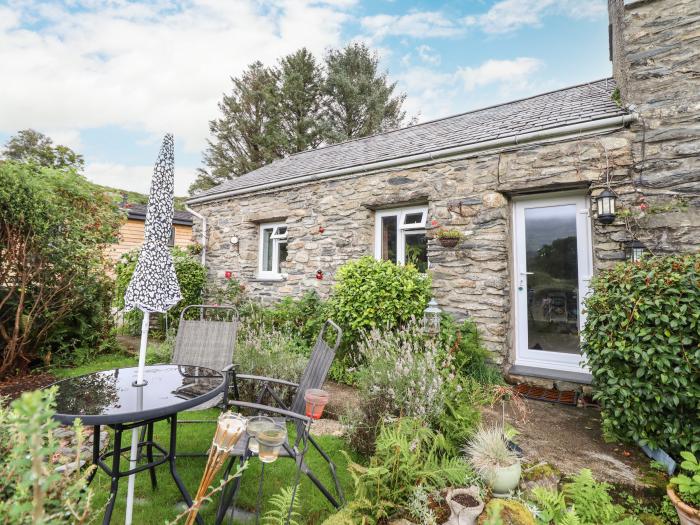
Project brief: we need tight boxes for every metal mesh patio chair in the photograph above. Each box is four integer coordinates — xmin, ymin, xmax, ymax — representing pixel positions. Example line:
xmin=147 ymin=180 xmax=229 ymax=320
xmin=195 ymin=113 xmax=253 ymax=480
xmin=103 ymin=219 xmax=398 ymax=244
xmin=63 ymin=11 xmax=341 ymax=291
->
xmin=139 ymin=305 xmax=239 ymax=459
xmin=215 ymin=320 xmax=344 ymax=521
xmin=171 ymin=304 xmax=239 ymax=408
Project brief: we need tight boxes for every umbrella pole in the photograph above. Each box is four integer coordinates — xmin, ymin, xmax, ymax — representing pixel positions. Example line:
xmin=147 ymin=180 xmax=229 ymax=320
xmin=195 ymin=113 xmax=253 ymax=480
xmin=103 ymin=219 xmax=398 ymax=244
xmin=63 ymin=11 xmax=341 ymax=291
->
xmin=125 ymin=312 xmax=150 ymax=525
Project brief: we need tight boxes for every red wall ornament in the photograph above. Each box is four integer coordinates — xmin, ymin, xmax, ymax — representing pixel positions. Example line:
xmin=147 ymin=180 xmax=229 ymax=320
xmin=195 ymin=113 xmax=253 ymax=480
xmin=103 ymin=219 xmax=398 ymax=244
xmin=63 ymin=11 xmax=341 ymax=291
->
xmin=318 ymin=226 xmax=325 ymax=234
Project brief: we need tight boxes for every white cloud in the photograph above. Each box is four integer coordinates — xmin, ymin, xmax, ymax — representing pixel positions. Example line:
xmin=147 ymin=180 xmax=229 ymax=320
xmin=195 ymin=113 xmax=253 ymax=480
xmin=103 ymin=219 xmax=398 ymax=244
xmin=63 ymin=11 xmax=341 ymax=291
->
xmin=360 ymin=11 xmax=464 ymax=41
xmin=457 ymin=57 xmax=542 ymax=91
xmin=398 ymin=57 xmax=544 ymax=122
xmin=363 ymin=1 xmax=606 ymax=41
xmin=468 ymin=0 xmax=606 ymax=34
xmin=86 ymin=161 xmax=198 ymax=196
xmin=0 ymin=0 xmax=351 ymax=156
xmin=416 ymin=44 xmax=441 ymax=66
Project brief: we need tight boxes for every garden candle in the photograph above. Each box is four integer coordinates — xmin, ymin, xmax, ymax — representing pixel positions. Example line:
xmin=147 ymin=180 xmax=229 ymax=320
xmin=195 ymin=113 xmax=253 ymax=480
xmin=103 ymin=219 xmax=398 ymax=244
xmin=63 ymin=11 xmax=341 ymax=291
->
xmin=213 ymin=413 xmax=245 ymax=452
xmin=304 ymin=389 xmax=329 ymax=419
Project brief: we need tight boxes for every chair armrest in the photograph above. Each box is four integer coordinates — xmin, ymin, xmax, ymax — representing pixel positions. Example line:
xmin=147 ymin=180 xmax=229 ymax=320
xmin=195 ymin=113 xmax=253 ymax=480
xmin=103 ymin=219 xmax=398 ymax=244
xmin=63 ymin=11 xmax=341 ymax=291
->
xmin=222 ymin=364 xmax=237 ymax=372
xmin=227 ymin=400 xmax=311 ymax=424
xmin=234 ymin=374 xmax=299 ymax=389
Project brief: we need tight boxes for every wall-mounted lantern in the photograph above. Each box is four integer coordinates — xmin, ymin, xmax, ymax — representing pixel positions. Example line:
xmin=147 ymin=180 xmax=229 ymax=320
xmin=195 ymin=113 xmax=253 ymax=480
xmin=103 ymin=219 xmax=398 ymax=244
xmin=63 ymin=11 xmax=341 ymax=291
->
xmin=625 ymin=240 xmax=647 ymax=262
xmin=422 ymin=298 xmax=442 ymax=335
xmin=596 ymin=189 xmax=617 ymax=224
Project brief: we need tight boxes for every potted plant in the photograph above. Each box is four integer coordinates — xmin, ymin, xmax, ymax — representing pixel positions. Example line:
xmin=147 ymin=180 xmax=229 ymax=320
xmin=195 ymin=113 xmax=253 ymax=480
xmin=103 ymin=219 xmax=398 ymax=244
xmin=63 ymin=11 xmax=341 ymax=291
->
xmin=445 ymin=486 xmax=484 ymax=525
xmin=434 ymin=228 xmax=462 ymax=248
xmin=668 ymin=451 xmax=700 ymax=525
xmin=464 ymin=426 xmax=521 ymax=497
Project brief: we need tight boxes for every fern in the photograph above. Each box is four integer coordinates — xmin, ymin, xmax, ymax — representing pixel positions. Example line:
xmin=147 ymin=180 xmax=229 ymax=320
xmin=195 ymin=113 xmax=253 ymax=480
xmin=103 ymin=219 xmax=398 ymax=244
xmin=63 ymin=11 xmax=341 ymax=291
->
xmin=531 ymin=487 xmax=569 ymax=525
xmin=262 ymin=487 xmax=301 ymax=525
xmin=563 ymin=469 xmax=632 ymax=525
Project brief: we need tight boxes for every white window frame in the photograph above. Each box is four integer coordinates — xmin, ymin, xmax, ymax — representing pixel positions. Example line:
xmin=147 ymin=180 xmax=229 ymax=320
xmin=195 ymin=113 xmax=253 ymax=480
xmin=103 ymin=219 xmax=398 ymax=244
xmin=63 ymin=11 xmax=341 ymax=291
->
xmin=258 ymin=222 xmax=288 ymax=279
xmin=374 ymin=205 xmax=428 ymax=267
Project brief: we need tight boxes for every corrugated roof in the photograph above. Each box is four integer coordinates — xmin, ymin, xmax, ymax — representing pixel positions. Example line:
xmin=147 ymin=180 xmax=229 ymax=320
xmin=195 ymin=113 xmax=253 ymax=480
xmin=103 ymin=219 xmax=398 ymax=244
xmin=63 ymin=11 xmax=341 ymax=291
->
xmin=193 ymin=78 xmax=625 ymax=202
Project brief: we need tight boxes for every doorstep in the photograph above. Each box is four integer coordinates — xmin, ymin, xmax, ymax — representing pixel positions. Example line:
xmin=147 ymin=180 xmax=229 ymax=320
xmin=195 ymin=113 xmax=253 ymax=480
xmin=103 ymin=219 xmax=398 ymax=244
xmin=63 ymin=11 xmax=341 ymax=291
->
xmin=506 ymin=365 xmax=593 ymax=390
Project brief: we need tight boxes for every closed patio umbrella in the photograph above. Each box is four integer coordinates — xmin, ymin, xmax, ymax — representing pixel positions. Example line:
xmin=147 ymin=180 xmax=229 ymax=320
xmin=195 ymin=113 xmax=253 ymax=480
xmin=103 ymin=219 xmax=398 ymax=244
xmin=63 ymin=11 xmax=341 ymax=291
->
xmin=123 ymin=133 xmax=182 ymax=524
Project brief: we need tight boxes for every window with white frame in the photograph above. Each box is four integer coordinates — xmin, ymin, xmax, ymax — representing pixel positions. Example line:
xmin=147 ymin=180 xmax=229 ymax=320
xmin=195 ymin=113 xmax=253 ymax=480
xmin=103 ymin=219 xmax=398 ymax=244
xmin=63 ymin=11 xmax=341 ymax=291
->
xmin=374 ymin=206 xmax=428 ymax=272
xmin=258 ymin=222 xmax=288 ymax=278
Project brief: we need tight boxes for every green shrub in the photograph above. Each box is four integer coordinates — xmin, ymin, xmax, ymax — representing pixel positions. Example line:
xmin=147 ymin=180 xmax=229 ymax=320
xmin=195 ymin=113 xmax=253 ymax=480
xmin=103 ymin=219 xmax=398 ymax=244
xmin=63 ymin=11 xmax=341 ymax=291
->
xmin=327 ymin=256 xmax=431 ymax=354
xmin=114 ymin=247 xmax=207 ymax=336
xmin=582 ymin=254 xmax=700 ymax=456
xmin=259 ymin=291 xmax=327 ymax=347
xmin=342 ymin=418 xmax=472 ymax=522
xmin=0 ymin=388 xmax=95 ymax=523
xmin=0 ymin=162 xmax=122 ymax=376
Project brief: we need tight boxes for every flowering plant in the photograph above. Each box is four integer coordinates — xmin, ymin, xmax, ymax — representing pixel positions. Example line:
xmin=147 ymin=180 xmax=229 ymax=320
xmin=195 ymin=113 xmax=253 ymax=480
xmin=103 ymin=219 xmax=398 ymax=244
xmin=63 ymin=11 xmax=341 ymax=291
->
xmin=355 ymin=318 xmax=447 ymax=423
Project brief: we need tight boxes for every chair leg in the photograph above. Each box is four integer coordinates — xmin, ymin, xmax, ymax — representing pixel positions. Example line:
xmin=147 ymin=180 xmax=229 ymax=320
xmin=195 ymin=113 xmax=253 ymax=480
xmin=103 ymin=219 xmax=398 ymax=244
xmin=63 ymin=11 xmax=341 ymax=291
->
xmin=146 ymin=422 xmax=157 ymax=489
xmin=308 ymin=434 xmax=345 ymax=505
xmin=281 ymin=442 xmax=341 ymax=509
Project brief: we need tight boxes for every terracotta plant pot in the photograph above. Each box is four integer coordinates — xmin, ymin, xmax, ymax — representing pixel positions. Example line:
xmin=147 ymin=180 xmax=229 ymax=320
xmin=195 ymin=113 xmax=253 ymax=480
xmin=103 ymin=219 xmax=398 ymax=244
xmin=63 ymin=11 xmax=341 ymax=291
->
xmin=445 ymin=487 xmax=484 ymax=525
xmin=489 ymin=462 xmax=522 ymax=496
xmin=667 ymin=485 xmax=700 ymax=525
xmin=438 ymin=237 xmax=459 ymax=248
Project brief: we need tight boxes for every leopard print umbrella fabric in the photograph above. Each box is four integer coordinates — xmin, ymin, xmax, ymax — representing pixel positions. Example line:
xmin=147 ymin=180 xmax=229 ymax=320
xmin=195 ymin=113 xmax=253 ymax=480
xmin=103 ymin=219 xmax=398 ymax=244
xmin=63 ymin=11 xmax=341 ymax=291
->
xmin=124 ymin=134 xmax=182 ymax=313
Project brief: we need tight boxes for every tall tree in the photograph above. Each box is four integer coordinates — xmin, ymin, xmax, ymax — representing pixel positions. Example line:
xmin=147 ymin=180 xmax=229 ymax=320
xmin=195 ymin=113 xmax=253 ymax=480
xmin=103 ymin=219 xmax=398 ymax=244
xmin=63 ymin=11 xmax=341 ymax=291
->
xmin=323 ymin=43 xmax=406 ymax=142
xmin=190 ymin=44 xmax=409 ymax=195
xmin=191 ymin=62 xmax=284 ymax=194
xmin=2 ymin=129 xmax=85 ymax=172
xmin=278 ymin=48 xmax=326 ymax=154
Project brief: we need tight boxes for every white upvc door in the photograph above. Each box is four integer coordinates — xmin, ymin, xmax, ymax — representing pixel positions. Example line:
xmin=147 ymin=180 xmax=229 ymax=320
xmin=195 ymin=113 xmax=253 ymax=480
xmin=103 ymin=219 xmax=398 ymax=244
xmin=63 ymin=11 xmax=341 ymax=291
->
xmin=513 ymin=192 xmax=592 ymax=374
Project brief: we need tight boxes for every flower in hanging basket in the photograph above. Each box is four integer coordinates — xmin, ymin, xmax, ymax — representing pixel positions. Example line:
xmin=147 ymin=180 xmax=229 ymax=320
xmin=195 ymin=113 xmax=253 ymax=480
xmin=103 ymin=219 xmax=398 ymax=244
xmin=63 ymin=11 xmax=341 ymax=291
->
xmin=434 ymin=228 xmax=462 ymax=247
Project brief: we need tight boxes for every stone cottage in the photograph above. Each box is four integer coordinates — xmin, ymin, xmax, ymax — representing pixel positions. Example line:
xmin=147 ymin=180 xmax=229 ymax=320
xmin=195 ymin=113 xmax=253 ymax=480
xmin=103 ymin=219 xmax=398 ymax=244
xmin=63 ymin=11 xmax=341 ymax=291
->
xmin=187 ymin=0 xmax=699 ymax=386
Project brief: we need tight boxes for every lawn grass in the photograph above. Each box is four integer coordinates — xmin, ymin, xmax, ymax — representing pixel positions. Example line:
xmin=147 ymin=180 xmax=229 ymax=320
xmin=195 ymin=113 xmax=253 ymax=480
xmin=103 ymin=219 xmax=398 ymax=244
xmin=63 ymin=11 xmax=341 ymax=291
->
xmin=51 ymin=352 xmax=135 ymax=379
xmin=87 ymin=411 xmax=358 ymax=524
xmin=52 ymin=352 xmax=360 ymax=524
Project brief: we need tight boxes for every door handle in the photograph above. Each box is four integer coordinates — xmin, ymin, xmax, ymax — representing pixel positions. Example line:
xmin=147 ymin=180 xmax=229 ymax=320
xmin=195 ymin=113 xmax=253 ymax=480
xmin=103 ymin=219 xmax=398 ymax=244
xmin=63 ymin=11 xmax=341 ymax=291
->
xmin=518 ymin=272 xmax=533 ymax=289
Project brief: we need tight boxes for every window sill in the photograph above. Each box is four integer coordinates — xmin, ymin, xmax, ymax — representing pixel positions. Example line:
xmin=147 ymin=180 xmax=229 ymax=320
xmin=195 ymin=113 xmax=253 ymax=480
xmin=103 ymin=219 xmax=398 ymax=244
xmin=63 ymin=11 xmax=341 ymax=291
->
xmin=251 ymin=274 xmax=287 ymax=282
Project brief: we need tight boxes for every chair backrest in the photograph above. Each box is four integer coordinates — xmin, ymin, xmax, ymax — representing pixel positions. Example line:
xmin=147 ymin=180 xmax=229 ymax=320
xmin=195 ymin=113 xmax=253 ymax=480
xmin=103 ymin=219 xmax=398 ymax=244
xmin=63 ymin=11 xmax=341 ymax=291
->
xmin=289 ymin=320 xmax=342 ymax=416
xmin=172 ymin=305 xmax=239 ymax=372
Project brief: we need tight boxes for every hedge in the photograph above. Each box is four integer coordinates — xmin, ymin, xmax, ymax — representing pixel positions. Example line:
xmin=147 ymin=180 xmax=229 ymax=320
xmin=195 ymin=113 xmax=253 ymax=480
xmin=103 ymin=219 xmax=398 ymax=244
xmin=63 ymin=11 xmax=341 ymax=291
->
xmin=582 ymin=253 xmax=700 ymax=456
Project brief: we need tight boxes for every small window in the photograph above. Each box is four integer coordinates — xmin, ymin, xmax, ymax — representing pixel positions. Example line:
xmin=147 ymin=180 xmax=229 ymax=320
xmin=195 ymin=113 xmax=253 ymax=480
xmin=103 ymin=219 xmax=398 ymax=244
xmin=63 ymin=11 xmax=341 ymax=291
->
xmin=375 ymin=206 xmax=428 ymax=272
xmin=258 ymin=222 xmax=288 ymax=278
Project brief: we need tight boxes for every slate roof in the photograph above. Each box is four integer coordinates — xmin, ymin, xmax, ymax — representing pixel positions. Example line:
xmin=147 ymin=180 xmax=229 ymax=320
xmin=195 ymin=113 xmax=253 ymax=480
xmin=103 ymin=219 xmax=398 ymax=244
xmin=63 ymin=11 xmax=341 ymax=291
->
xmin=123 ymin=203 xmax=193 ymax=226
xmin=192 ymin=78 xmax=626 ymax=203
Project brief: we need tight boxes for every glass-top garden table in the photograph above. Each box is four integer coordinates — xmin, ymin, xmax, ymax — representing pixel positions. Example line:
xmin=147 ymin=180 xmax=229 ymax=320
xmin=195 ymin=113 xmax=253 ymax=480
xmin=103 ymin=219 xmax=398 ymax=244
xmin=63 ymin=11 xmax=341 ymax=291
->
xmin=50 ymin=364 xmax=226 ymax=525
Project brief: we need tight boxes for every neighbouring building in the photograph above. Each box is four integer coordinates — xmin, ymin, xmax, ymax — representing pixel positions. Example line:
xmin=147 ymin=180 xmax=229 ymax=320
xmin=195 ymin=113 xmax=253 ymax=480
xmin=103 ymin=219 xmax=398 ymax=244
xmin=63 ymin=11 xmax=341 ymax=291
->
xmin=108 ymin=200 xmax=194 ymax=262
xmin=187 ymin=0 xmax=699 ymax=386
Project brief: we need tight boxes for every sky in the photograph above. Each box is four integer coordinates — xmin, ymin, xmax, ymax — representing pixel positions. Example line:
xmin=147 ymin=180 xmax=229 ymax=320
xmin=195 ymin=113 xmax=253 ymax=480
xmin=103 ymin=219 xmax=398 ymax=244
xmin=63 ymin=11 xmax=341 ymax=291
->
xmin=0 ymin=0 xmax=612 ymax=196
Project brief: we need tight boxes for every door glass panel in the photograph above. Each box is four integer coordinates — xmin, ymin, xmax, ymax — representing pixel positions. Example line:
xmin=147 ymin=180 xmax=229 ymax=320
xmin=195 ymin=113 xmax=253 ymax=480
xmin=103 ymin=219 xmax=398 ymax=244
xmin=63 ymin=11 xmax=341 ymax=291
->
xmin=262 ymin=228 xmax=273 ymax=272
xmin=524 ymin=205 xmax=580 ymax=354
xmin=381 ymin=216 xmax=398 ymax=263
xmin=405 ymin=232 xmax=428 ymax=272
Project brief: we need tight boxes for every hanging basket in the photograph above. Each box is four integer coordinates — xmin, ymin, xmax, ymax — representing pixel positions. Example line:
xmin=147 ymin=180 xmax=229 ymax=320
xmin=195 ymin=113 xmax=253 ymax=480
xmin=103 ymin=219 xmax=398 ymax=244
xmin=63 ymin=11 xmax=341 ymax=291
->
xmin=438 ymin=237 xmax=459 ymax=248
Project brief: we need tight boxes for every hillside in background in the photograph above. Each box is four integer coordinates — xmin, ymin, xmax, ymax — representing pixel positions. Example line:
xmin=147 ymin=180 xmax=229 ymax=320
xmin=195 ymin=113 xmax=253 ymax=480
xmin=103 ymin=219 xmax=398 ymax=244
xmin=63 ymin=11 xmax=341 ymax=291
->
xmin=98 ymin=184 xmax=188 ymax=211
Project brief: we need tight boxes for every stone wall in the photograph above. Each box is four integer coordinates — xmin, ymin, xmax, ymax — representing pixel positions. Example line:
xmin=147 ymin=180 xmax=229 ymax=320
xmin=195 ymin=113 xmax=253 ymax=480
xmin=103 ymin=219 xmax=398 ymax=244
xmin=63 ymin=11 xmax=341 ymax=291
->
xmin=603 ymin=0 xmax=700 ymax=258
xmin=191 ymin=131 xmax=633 ymax=364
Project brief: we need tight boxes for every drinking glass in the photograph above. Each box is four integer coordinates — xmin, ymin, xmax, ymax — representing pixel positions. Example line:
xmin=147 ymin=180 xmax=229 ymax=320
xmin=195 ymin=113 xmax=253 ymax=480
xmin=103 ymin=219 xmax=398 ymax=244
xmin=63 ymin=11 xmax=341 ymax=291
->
xmin=257 ymin=424 xmax=287 ymax=463
xmin=304 ymin=388 xmax=329 ymax=419
xmin=246 ymin=416 xmax=275 ymax=454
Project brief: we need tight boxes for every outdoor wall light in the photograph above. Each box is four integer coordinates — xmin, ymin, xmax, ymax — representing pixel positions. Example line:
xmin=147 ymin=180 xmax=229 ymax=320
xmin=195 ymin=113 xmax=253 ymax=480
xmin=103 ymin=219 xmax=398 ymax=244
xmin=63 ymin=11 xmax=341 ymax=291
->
xmin=625 ymin=240 xmax=647 ymax=262
xmin=423 ymin=298 xmax=442 ymax=335
xmin=596 ymin=189 xmax=617 ymax=224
